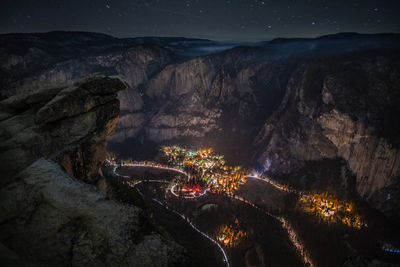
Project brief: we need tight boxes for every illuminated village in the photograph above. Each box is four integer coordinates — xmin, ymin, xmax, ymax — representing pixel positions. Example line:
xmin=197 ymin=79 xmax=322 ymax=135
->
xmin=162 ymin=146 xmax=246 ymax=195
xmin=299 ymin=192 xmax=364 ymax=229
xmin=106 ymin=146 xmax=392 ymax=267
xmin=216 ymin=220 xmax=247 ymax=247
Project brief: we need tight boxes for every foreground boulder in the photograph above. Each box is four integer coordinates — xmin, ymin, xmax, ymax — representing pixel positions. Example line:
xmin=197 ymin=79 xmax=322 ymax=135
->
xmin=0 ymin=159 xmax=184 ymax=266
xmin=0 ymin=75 xmax=186 ymax=266
xmin=0 ymin=75 xmax=127 ymax=185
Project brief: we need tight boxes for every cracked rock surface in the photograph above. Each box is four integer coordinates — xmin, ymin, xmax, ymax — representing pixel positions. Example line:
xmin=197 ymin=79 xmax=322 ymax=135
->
xmin=0 ymin=75 xmax=186 ymax=266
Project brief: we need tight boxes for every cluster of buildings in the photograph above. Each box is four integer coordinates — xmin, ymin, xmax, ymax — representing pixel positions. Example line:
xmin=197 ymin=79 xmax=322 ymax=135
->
xmin=216 ymin=220 xmax=247 ymax=247
xmin=162 ymin=146 xmax=246 ymax=194
xmin=300 ymin=193 xmax=364 ymax=229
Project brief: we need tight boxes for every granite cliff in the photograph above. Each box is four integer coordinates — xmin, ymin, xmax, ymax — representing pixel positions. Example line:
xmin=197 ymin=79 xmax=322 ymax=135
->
xmin=254 ymin=52 xmax=400 ymax=219
xmin=0 ymin=75 xmax=186 ymax=266
xmin=0 ymin=32 xmax=292 ymax=161
xmin=1 ymin=31 xmax=400 ymax=221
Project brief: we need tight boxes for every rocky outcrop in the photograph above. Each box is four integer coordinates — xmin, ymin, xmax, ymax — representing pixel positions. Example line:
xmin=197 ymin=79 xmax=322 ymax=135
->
xmin=0 ymin=75 xmax=126 ymax=184
xmin=254 ymin=54 xmax=400 ymax=218
xmin=0 ymin=33 xmax=179 ymax=147
xmin=0 ymin=75 xmax=186 ymax=266
xmin=317 ymin=110 xmax=400 ymax=198
xmin=1 ymin=35 xmax=290 ymax=156
xmin=1 ymin=31 xmax=400 ymax=218
xmin=0 ymin=159 xmax=184 ymax=266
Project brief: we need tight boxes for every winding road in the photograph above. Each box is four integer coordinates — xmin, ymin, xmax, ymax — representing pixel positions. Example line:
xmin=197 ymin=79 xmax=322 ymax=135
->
xmin=111 ymin=161 xmax=314 ymax=267
xmin=152 ymin=198 xmax=230 ymax=267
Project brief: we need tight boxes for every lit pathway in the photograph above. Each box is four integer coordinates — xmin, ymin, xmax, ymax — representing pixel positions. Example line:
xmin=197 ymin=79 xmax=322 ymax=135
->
xmin=113 ymin=162 xmax=287 ymax=191
xmin=113 ymin=166 xmax=130 ymax=179
xmin=224 ymin=192 xmax=314 ymax=267
xmin=170 ymin=183 xmax=208 ymax=199
xmin=152 ymin=198 xmax=230 ymax=267
xmin=111 ymin=161 xmax=313 ymax=267
xmin=119 ymin=162 xmax=188 ymax=176
xmin=246 ymin=174 xmax=290 ymax=192
xmin=111 ymin=164 xmax=229 ymax=266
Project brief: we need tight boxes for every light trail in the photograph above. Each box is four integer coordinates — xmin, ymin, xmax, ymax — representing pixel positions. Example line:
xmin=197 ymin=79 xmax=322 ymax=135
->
xmin=109 ymin=161 xmax=313 ymax=266
xmin=381 ymin=242 xmax=400 ymax=254
xmin=112 ymin=163 xmax=208 ymax=198
xmin=222 ymin=192 xmax=314 ymax=267
xmin=170 ymin=183 xmax=208 ymax=199
xmin=120 ymin=162 xmax=188 ymax=176
xmin=279 ymin=217 xmax=315 ymax=267
xmin=111 ymin=163 xmax=228 ymax=266
xmin=113 ymin=161 xmax=286 ymax=193
xmin=113 ymin=166 xmax=130 ymax=179
xmin=246 ymin=174 xmax=289 ymax=192
xmin=112 ymin=165 xmax=168 ymax=196
xmin=113 ymin=165 xmax=168 ymax=184
xmin=152 ymin=198 xmax=230 ymax=267
xmin=136 ymin=180 xmax=170 ymax=184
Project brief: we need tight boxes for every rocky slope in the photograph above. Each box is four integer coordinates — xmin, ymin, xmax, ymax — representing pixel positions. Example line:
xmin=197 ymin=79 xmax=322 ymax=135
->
xmin=0 ymin=32 xmax=293 ymax=162
xmin=118 ymin=53 xmax=291 ymax=145
xmin=1 ymin=31 xmax=400 ymax=219
xmin=0 ymin=75 xmax=186 ymax=266
xmin=254 ymin=51 xmax=400 ymax=219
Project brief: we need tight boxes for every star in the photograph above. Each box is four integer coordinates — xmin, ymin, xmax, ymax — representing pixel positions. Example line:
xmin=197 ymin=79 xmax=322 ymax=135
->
xmin=1 ymin=0 xmax=398 ymax=43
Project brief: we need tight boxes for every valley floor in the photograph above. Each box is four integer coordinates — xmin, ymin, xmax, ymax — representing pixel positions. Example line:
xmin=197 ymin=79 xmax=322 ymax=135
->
xmin=108 ymin=165 xmax=400 ymax=267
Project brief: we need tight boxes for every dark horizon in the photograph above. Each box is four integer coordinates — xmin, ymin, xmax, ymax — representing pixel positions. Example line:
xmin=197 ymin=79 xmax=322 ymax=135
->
xmin=1 ymin=29 xmax=399 ymax=44
xmin=1 ymin=0 xmax=399 ymax=42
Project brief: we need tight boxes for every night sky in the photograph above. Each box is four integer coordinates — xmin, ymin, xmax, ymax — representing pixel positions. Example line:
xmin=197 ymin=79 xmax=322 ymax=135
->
xmin=1 ymin=0 xmax=399 ymax=42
